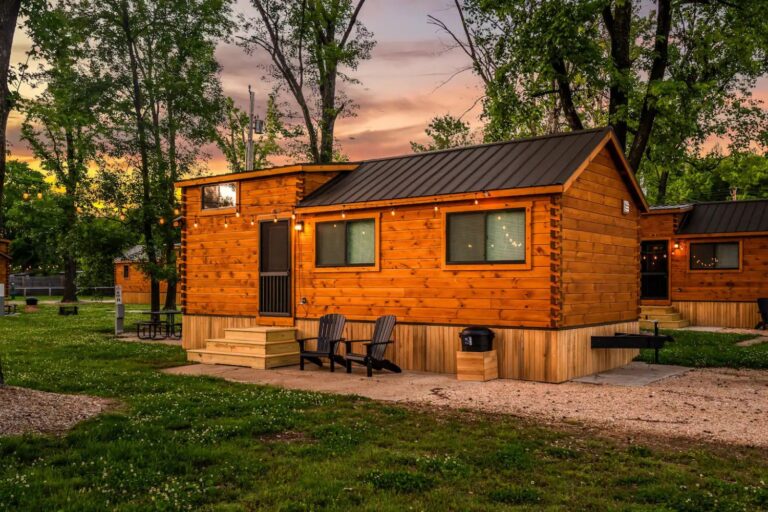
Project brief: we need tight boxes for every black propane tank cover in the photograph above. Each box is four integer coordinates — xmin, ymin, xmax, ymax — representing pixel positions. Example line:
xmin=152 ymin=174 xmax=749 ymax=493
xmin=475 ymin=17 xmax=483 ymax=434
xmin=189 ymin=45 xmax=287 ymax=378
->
xmin=459 ymin=326 xmax=495 ymax=352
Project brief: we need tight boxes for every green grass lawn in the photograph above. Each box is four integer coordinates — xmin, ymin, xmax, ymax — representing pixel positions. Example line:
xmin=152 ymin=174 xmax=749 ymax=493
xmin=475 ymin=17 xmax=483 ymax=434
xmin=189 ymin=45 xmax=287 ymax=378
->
xmin=637 ymin=329 xmax=768 ymax=368
xmin=1 ymin=305 xmax=767 ymax=511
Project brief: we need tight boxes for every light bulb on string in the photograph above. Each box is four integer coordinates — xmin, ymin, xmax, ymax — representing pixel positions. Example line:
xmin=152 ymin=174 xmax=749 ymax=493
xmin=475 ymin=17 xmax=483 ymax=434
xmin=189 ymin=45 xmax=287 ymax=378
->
xmin=37 ymin=192 xmax=43 ymax=200
xmin=22 ymin=192 xmax=30 ymax=200
xmin=390 ymin=208 xmax=396 ymax=216
xmin=158 ymin=217 xmax=166 ymax=226
xmin=193 ymin=218 xmax=198 ymax=228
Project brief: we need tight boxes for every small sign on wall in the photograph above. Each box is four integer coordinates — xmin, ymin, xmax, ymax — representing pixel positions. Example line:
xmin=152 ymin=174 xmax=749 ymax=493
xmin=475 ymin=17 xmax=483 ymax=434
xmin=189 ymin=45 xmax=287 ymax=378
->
xmin=622 ymin=199 xmax=630 ymax=215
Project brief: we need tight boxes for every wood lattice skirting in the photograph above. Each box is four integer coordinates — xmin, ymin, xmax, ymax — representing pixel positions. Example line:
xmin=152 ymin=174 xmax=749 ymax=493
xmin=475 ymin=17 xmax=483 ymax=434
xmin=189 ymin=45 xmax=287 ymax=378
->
xmin=672 ymin=301 xmax=762 ymax=329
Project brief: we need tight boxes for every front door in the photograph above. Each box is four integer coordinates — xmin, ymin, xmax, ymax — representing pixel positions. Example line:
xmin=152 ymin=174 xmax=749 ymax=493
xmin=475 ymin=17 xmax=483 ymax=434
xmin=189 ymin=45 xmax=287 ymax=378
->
xmin=640 ymin=240 xmax=669 ymax=300
xmin=259 ymin=220 xmax=291 ymax=316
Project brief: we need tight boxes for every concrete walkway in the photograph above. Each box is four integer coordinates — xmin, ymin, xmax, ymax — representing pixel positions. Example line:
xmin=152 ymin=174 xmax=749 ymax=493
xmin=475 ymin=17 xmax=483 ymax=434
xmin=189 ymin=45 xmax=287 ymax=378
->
xmin=571 ymin=362 xmax=690 ymax=386
xmin=163 ymin=363 xmax=768 ymax=448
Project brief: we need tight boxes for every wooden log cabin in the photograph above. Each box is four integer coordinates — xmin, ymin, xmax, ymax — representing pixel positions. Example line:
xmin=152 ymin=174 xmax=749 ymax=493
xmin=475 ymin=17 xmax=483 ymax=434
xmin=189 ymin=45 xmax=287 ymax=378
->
xmin=176 ymin=128 xmax=648 ymax=383
xmin=0 ymin=239 xmax=9 ymax=294
xmin=639 ymin=200 xmax=768 ymax=329
xmin=114 ymin=245 xmax=180 ymax=305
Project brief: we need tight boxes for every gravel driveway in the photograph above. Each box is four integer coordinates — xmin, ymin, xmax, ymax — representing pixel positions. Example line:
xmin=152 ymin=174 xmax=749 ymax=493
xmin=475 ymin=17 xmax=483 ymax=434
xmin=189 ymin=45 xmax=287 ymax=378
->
xmin=167 ymin=364 xmax=768 ymax=448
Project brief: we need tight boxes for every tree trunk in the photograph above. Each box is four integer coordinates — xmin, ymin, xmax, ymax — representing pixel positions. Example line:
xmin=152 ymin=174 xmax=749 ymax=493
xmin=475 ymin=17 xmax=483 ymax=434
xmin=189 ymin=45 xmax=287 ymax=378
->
xmin=318 ymin=64 xmax=338 ymax=163
xmin=550 ymin=55 xmax=583 ymax=131
xmin=0 ymin=0 xmax=21 ymax=236
xmin=602 ymin=1 xmax=632 ymax=150
xmin=120 ymin=1 xmax=160 ymax=313
xmin=62 ymin=129 xmax=78 ymax=303
xmin=656 ymin=169 xmax=670 ymax=205
xmin=627 ymin=0 xmax=672 ymax=172
xmin=163 ymin=104 xmax=178 ymax=311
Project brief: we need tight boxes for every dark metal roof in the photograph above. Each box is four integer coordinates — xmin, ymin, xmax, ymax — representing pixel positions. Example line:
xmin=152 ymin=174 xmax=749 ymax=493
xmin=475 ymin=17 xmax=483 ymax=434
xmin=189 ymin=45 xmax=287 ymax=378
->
xmin=299 ymin=128 xmax=612 ymax=207
xmin=676 ymin=199 xmax=768 ymax=234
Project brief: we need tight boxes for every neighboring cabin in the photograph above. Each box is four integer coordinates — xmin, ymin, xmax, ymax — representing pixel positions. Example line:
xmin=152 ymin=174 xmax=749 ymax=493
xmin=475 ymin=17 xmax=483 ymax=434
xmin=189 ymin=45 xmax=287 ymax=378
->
xmin=0 ymin=239 xmax=9 ymax=294
xmin=177 ymin=128 xmax=647 ymax=383
xmin=639 ymin=200 xmax=768 ymax=328
xmin=114 ymin=245 xmax=180 ymax=305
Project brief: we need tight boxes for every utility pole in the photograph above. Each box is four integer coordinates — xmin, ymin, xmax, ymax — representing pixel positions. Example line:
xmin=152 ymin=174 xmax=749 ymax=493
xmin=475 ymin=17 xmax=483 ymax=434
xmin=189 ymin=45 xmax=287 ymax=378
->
xmin=246 ymin=85 xmax=255 ymax=171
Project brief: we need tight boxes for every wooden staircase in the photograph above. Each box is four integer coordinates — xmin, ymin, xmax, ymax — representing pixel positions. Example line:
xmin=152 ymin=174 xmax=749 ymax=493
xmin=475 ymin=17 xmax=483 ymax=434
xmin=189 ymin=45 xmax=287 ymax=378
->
xmin=639 ymin=305 xmax=689 ymax=330
xmin=187 ymin=326 xmax=299 ymax=369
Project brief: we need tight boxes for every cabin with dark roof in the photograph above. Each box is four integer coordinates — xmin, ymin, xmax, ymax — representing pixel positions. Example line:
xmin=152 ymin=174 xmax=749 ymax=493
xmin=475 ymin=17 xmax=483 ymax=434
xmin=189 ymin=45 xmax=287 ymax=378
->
xmin=114 ymin=245 xmax=180 ymax=305
xmin=176 ymin=128 xmax=647 ymax=383
xmin=639 ymin=199 xmax=768 ymax=329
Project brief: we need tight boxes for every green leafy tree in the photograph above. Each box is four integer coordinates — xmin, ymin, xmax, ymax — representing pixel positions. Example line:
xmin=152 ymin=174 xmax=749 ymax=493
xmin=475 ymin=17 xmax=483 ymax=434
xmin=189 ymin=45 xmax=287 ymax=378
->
xmin=21 ymin=2 xmax=104 ymax=301
xmin=83 ymin=0 xmax=232 ymax=310
xmin=2 ymin=160 xmax=64 ymax=273
xmin=241 ymin=0 xmax=374 ymax=163
xmin=432 ymin=0 xmax=768 ymax=203
xmin=410 ymin=114 xmax=475 ymax=153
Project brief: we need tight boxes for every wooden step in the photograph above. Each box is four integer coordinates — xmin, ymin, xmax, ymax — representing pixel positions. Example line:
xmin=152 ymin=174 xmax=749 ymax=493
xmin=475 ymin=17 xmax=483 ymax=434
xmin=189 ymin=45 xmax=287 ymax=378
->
xmin=187 ymin=349 xmax=299 ymax=369
xmin=639 ymin=313 xmax=683 ymax=322
xmin=224 ymin=326 xmax=297 ymax=342
xmin=206 ymin=339 xmax=298 ymax=356
xmin=640 ymin=319 xmax=690 ymax=330
xmin=640 ymin=306 xmax=676 ymax=315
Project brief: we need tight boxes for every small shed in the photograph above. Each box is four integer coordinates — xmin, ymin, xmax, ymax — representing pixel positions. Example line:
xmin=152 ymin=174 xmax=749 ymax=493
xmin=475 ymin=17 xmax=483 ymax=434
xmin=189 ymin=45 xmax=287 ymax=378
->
xmin=114 ymin=245 xmax=180 ymax=305
xmin=639 ymin=199 xmax=768 ymax=328
xmin=177 ymin=128 xmax=648 ymax=382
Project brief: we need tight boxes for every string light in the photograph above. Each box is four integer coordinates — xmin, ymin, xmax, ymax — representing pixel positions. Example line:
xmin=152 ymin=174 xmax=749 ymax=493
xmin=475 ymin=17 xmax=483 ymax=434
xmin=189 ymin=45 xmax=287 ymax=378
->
xmin=224 ymin=217 xmax=229 ymax=228
xmin=291 ymin=212 xmax=296 ymax=220
xmin=22 ymin=192 xmax=30 ymax=200
xmin=390 ymin=208 xmax=396 ymax=216
xmin=76 ymin=206 xmax=83 ymax=213
xmin=119 ymin=212 xmax=126 ymax=221
xmin=250 ymin=216 xmax=255 ymax=226
xmin=193 ymin=218 xmax=198 ymax=228
xmin=158 ymin=217 xmax=166 ymax=225
xmin=173 ymin=207 xmax=181 ymax=216
xmin=341 ymin=208 xmax=346 ymax=219
xmin=37 ymin=192 xmax=43 ymax=200
xmin=474 ymin=198 xmax=479 ymax=205
xmin=434 ymin=205 xmax=439 ymax=212
xmin=235 ymin=211 xmax=240 ymax=218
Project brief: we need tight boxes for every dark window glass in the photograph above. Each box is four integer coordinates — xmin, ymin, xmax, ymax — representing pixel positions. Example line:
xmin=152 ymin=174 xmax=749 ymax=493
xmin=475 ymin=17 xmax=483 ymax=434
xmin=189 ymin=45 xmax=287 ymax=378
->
xmin=123 ymin=265 xmax=130 ymax=278
xmin=690 ymin=242 xmax=739 ymax=270
xmin=447 ymin=209 xmax=526 ymax=264
xmin=316 ymin=219 xmax=375 ymax=267
xmin=201 ymin=183 xmax=237 ymax=209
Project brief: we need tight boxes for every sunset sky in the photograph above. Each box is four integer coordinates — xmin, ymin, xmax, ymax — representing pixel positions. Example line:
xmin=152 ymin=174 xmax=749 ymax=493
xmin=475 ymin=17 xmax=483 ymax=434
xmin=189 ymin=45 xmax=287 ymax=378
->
xmin=8 ymin=0 xmax=767 ymax=173
xmin=8 ymin=0 xmax=483 ymax=172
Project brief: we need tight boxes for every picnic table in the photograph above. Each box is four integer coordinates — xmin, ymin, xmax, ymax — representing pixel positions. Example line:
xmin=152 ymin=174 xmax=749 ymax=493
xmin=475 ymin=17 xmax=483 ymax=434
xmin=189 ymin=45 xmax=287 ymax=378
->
xmin=137 ymin=310 xmax=182 ymax=340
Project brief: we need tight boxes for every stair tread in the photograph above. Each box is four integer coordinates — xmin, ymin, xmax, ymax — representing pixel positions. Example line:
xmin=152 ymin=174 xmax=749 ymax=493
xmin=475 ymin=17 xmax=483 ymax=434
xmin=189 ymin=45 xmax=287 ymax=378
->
xmin=225 ymin=326 xmax=297 ymax=333
xmin=206 ymin=338 xmax=297 ymax=346
xmin=188 ymin=349 xmax=299 ymax=358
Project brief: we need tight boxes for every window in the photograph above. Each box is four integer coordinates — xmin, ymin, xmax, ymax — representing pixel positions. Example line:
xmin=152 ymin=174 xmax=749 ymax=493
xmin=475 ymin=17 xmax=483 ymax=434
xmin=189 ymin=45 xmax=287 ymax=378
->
xmin=447 ymin=209 xmax=526 ymax=264
xmin=123 ymin=265 xmax=130 ymax=278
xmin=316 ymin=219 xmax=375 ymax=267
xmin=201 ymin=183 xmax=237 ymax=209
xmin=690 ymin=242 xmax=739 ymax=270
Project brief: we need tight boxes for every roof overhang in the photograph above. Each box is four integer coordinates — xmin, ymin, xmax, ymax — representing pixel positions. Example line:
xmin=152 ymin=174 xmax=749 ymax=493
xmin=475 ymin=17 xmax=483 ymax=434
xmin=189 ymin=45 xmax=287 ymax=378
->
xmin=175 ymin=163 xmax=358 ymax=188
xmin=0 ymin=252 xmax=10 ymax=261
xmin=295 ymin=185 xmax=564 ymax=214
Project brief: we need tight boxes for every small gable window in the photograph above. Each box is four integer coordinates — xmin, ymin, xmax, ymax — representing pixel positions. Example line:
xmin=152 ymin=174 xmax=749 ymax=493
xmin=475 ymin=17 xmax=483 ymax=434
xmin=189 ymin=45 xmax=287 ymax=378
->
xmin=201 ymin=183 xmax=237 ymax=210
xmin=123 ymin=265 xmax=130 ymax=278
xmin=447 ymin=209 xmax=526 ymax=264
xmin=690 ymin=242 xmax=739 ymax=270
xmin=316 ymin=219 xmax=375 ymax=267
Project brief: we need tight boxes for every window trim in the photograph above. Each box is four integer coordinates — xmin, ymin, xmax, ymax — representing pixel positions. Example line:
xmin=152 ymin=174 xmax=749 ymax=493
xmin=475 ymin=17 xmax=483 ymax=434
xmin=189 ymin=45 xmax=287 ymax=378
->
xmin=312 ymin=212 xmax=380 ymax=272
xmin=199 ymin=181 xmax=239 ymax=215
xmin=688 ymin=239 xmax=742 ymax=272
xmin=441 ymin=202 xmax=533 ymax=271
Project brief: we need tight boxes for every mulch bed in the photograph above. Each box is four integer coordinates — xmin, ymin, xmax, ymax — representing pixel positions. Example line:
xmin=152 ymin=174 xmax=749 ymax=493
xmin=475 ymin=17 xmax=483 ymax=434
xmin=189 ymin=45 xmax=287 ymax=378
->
xmin=0 ymin=386 xmax=113 ymax=437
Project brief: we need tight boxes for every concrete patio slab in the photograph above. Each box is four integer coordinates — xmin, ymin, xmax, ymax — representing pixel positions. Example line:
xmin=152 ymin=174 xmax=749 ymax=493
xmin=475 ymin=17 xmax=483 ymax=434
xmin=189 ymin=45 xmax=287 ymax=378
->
xmin=571 ymin=362 xmax=691 ymax=386
xmin=163 ymin=362 xmax=768 ymax=448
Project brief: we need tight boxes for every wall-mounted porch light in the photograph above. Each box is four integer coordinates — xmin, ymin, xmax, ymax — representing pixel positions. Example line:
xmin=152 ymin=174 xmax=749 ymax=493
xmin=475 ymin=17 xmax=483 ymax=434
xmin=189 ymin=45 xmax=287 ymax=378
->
xmin=294 ymin=221 xmax=304 ymax=232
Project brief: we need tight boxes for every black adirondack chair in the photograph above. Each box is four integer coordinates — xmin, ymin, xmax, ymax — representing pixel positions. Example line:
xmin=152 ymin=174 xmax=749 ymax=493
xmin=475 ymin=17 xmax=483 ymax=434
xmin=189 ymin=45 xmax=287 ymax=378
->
xmin=756 ymin=298 xmax=768 ymax=330
xmin=344 ymin=315 xmax=401 ymax=377
xmin=297 ymin=313 xmax=346 ymax=372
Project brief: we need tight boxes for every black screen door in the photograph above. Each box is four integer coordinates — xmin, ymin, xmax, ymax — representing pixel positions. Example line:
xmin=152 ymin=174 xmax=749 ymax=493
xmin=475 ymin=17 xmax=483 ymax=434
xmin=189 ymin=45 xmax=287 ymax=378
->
xmin=640 ymin=240 xmax=669 ymax=300
xmin=259 ymin=220 xmax=291 ymax=316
